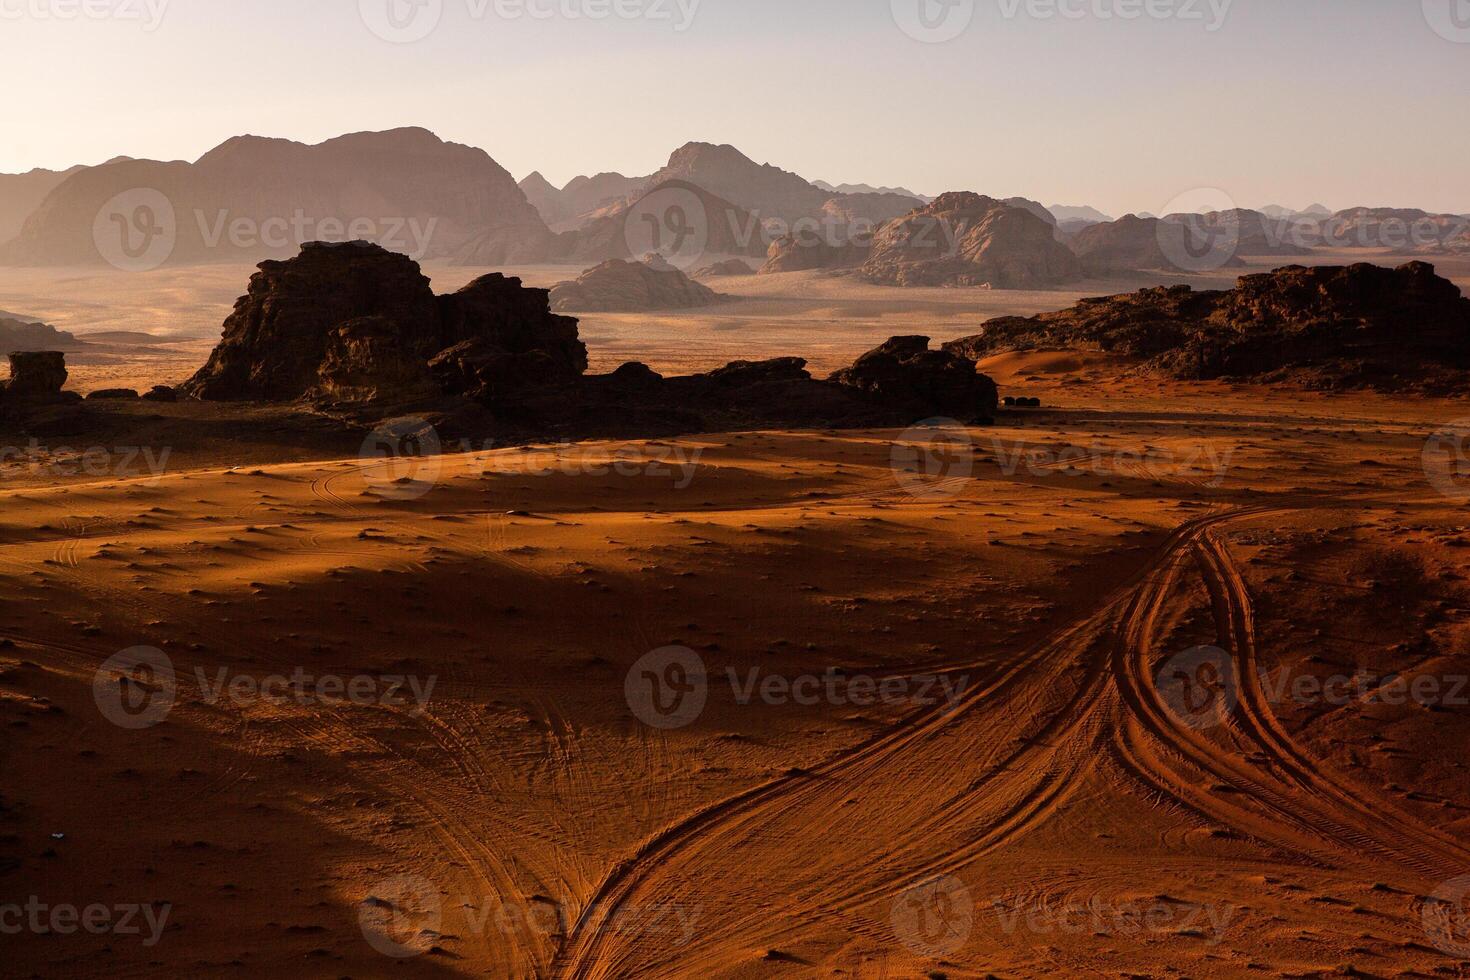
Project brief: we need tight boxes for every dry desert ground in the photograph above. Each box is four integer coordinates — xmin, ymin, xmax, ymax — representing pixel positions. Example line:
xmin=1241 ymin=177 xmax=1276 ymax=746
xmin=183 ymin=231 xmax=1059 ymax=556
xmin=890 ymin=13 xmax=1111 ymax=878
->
xmin=4 ymin=261 xmax=1470 ymax=978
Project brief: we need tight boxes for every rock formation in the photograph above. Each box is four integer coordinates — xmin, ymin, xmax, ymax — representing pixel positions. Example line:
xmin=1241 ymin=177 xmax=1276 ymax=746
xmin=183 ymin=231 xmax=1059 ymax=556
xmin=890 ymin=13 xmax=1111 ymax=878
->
xmin=4 ymin=351 xmax=69 ymax=402
xmin=860 ymin=193 xmax=1082 ymax=288
xmin=313 ymin=317 xmax=438 ymax=403
xmin=182 ymin=241 xmax=584 ymax=403
xmin=760 ymin=232 xmax=870 ymax=274
xmin=831 ymin=336 xmax=999 ymax=420
xmin=695 ymin=259 xmax=757 ymax=277
xmin=944 ymin=261 xmax=1470 ymax=391
xmin=1298 ymin=207 xmax=1470 ymax=253
xmin=1070 ymin=213 xmax=1247 ymax=275
xmin=460 ymin=335 xmax=999 ymax=440
xmin=548 ymin=258 xmax=732 ymax=312
xmin=1157 ymin=209 xmax=1312 ymax=259
xmin=550 ymin=180 xmax=769 ymax=265
xmin=519 ymin=171 xmax=648 ymax=232
xmin=645 ymin=143 xmax=836 ymax=226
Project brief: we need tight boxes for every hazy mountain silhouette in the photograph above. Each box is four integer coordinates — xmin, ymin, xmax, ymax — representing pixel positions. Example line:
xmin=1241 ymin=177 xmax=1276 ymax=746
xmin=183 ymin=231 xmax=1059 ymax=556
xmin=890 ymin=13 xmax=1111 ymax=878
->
xmin=0 ymin=128 xmax=553 ymax=267
xmin=0 ymin=165 xmax=87 ymax=244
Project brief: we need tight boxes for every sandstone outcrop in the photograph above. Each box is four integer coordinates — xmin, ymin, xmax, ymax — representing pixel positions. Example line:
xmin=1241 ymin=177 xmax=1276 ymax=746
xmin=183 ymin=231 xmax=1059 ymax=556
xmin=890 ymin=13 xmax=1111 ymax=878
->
xmin=695 ymin=259 xmax=757 ymax=277
xmin=760 ymin=233 xmax=870 ymax=274
xmin=859 ymin=192 xmax=1082 ymax=288
xmin=5 ymin=351 xmax=69 ymax=402
xmin=548 ymin=259 xmax=731 ymax=312
xmin=550 ymin=180 xmax=768 ymax=266
xmin=944 ymin=261 xmax=1470 ymax=391
xmin=830 ymin=336 xmax=999 ymax=419
xmin=313 ymin=316 xmax=438 ymax=403
xmin=183 ymin=241 xmax=584 ymax=403
xmin=462 ymin=335 xmax=1000 ymax=440
xmin=1071 ymin=213 xmax=1247 ymax=275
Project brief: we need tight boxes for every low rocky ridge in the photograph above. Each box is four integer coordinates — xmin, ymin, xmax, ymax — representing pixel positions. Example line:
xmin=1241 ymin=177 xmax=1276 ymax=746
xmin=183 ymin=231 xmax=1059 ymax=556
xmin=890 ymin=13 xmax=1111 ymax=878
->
xmin=0 ymin=315 xmax=84 ymax=354
xmin=548 ymin=257 xmax=732 ymax=312
xmin=860 ymin=192 xmax=1082 ymax=288
xmin=473 ymin=337 xmax=997 ymax=439
xmin=176 ymin=242 xmax=997 ymax=437
xmin=945 ymin=261 xmax=1470 ymax=391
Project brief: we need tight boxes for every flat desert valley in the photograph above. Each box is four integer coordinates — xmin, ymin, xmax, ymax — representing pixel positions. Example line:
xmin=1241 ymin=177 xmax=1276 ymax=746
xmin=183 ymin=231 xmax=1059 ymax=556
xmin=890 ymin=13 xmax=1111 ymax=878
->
xmin=5 ymin=257 xmax=1470 ymax=979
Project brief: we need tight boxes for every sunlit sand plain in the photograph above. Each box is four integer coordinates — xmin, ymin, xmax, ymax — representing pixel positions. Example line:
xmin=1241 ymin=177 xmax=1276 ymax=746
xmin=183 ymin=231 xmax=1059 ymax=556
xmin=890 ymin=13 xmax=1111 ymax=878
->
xmin=4 ymin=259 xmax=1470 ymax=977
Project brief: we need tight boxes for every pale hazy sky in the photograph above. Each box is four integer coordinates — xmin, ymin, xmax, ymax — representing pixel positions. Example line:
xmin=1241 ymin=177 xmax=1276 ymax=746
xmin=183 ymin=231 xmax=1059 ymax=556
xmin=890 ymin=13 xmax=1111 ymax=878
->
xmin=3 ymin=0 xmax=1468 ymax=216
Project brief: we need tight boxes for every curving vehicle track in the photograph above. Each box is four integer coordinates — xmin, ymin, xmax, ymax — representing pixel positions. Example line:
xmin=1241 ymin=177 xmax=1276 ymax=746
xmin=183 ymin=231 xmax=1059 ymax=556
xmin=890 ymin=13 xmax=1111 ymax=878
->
xmin=554 ymin=504 xmax=1470 ymax=977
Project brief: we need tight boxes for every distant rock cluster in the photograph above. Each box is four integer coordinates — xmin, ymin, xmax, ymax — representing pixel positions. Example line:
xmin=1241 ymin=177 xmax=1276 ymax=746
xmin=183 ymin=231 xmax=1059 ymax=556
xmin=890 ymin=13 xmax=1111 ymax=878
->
xmin=760 ymin=193 xmax=1082 ymax=289
xmin=945 ymin=261 xmax=1470 ymax=391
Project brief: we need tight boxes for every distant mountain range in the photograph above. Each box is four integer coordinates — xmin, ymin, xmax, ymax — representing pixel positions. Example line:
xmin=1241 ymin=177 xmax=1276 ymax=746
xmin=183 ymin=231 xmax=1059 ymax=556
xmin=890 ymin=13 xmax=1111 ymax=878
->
xmin=2 ymin=129 xmax=1466 ymax=275
xmin=813 ymin=180 xmax=931 ymax=201
xmin=0 ymin=129 xmax=550 ymax=267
